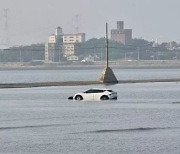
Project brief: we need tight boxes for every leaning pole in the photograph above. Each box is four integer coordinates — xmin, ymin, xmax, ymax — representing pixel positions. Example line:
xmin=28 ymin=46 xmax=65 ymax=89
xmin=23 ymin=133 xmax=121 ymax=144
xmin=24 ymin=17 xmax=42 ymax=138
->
xmin=99 ymin=23 xmax=118 ymax=84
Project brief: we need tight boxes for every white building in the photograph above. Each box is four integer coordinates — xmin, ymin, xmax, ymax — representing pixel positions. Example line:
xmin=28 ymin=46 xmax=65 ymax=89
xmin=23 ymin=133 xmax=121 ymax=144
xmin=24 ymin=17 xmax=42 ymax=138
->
xmin=63 ymin=33 xmax=85 ymax=58
xmin=63 ymin=44 xmax=75 ymax=57
xmin=48 ymin=34 xmax=56 ymax=43
xmin=45 ymin=27 xmax=85 ymax=62
xmin=63 ymin=33 xmax=85 ymax=44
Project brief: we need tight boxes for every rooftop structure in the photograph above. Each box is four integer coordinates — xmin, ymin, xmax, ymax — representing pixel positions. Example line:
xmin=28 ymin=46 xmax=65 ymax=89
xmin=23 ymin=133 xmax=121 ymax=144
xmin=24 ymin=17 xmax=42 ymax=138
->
xmin=111 ymin=21 xmax=132 ymax=45
xmin=45 ymin=27 xmax=63 ymax=62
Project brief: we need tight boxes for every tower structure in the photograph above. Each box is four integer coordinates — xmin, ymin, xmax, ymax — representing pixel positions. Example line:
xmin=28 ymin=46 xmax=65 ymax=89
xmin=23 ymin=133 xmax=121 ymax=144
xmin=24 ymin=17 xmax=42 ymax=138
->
xmin=72 ymin=14 xmax=80 ymax=34
xmin=75 ymin=14 xmax=79 ymax=33
xmin=111 ymin=21 xmax=132 ymax=45
xmin=45 ymin=27 xmax=63 ymax=62
xmin=99 ymin=23 xmax=118 ymax=84
xmin=1 ymin=9 xmax=10 ymax=48
xmin=117 ymin=21 xmax=124 ymax=30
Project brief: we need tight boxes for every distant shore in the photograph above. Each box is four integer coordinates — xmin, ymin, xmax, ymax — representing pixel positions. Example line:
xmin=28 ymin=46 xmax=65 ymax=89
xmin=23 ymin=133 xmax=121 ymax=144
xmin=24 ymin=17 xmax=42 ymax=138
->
xmin=1 ymin=78 xmax=180 ymax=89
xmin=1 ymin=60 xmax=180 ymax=88
xmin=0 ymin=60 xmax=180 ymax=70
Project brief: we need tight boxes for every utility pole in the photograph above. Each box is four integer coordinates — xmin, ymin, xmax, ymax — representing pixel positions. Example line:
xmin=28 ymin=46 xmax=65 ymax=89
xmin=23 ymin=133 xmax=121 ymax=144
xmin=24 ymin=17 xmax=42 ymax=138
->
xmin=20 ymin=50 xmax=22 ymax=64
xmin=99 ymin=23 xmax=118 ymax=83
xmin=138 ymin=47 xmax=140 ymax=61
xmin=2 ymin=9 xmax=10 ymax=47
xmin=106 ymin=23 xmax=109 ymax=68
xmin=59 ymin=45 xmax=61 ymax=62
xmin=31 ymin=50 xmax=33 ymax=61
xmin=0 ymin=50 xmax=1 ymax=62
xmin=125 ymin=50 xmax=127 ymax=61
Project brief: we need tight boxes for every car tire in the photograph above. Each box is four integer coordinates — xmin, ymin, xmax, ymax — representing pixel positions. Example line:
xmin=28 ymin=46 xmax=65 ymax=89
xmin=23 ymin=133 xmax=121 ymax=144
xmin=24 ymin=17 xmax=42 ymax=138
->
xmin=100 ymin=95 xmax=109 ymax=100
xmin=75 ymin=95 xmax=83 ymax=100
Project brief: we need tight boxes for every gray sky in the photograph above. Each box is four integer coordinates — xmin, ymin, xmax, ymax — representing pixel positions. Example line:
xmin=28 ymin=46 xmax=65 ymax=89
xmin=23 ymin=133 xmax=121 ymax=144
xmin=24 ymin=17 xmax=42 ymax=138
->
xmin=0 ymin=0 xmax=180 ymax=46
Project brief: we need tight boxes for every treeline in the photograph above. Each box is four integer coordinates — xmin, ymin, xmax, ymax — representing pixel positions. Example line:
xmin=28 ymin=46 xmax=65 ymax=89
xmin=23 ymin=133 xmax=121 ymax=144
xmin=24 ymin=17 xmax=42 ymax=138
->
xmin=0 ymin=43 xmax=45 ymax=62
xmin=0 ymin=38 xmax=180 ymax=62
xmin=75 ymin=38 xmax=148 ymax=60
xmin=75 ymin=38 xmax=180 ymax=60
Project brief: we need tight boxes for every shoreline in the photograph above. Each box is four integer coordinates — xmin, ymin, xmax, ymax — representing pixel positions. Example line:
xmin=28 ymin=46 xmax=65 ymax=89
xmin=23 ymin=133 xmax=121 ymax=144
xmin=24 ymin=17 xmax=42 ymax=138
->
xmin=1 ymin=78 xmax=180 ymax=89
xmin=1 ymin=64 xmax=180 ymax=70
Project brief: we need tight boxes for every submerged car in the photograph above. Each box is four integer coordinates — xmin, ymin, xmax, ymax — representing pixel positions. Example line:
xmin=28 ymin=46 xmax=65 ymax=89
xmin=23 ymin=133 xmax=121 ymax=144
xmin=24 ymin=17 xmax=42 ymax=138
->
xmin=70 ymin=88 xmax=117 ymax=101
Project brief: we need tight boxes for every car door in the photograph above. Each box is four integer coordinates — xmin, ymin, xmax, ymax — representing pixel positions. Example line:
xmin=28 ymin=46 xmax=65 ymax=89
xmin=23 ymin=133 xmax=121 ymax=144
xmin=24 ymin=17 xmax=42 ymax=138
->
xmin=83 ymin=89 xmax=94 ymax=101
xmin=93 ymin=90 xmax=104 ymax=101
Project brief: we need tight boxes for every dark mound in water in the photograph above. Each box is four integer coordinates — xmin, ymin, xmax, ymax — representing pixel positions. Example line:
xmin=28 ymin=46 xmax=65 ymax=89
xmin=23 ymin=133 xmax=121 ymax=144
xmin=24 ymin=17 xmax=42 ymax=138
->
xmin=68 ymin=96 xmax=73 ymax=100
xmin=172 ymin=102 xmax=180 ymax=104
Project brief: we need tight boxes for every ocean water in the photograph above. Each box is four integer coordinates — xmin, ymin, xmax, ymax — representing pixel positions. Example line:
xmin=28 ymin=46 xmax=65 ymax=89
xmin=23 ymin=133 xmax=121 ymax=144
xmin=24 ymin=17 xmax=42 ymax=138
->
xmin=0 ymin=69 xmax=180 ymax=153
xmin=0 ymin=68 xmax=180 ymax=83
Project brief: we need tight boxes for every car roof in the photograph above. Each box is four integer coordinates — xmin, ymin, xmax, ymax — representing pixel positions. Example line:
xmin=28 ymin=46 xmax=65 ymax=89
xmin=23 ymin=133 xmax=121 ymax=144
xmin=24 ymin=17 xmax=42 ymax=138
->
xmin=89 ymin=88 xmax=111 ymax=90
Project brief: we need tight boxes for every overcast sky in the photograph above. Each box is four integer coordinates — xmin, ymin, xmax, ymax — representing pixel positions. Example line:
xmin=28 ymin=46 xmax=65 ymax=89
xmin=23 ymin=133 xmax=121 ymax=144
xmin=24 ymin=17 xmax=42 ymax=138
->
xmin=0 ymin=0 xmax=180 ymax=46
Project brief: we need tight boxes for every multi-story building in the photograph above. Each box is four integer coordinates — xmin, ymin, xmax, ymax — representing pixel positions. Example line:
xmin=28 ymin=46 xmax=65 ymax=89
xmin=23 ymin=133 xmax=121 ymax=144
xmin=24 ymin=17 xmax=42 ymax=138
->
xmin=45 ymin=27 xmax=85 ymax=62
xmin=63 ymin=33 xmax=85 ymax=58
xmin=45 ymin=27 xmax=63 ymax=62
xmin=111 ymin=21 xmax=132 ymax=45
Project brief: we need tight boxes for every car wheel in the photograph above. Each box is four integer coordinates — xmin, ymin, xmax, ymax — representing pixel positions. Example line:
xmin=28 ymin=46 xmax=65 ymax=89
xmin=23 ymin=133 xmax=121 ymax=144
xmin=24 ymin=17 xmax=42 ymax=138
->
xmin=100 ymin=95 xmax=109 ymax=100
xmin=75 ymin=95 xmax=83 ymax=100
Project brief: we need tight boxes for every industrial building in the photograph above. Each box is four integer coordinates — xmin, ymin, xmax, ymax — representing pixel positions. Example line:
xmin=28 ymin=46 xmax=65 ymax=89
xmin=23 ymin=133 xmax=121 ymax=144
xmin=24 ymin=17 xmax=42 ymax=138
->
xmin=45 ymin=27 xmax=63 ymax=62
xmin=111 ymin=21 xmax=132 ymax=45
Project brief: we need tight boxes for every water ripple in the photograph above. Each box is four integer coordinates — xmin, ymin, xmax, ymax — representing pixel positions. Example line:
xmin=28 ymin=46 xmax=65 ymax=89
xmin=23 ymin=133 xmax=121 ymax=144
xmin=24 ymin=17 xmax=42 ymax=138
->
xmin=0 ymin=121 xmax=99 ymax=131
xmin=75 ymin=127 xmax=180 ymax=134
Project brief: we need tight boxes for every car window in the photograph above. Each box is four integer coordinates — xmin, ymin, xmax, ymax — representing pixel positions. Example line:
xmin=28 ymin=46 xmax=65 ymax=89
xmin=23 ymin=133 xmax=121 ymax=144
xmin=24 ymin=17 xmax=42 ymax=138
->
xmin=107 ymin=90 xmax=113 ymax=92
xmin=84 ymin=89 xmax=94 ymax=93
xmin=92 ymin=89 xmax=105 ymax=93
xmin=84 ymin=89 xmax=104 ymax=93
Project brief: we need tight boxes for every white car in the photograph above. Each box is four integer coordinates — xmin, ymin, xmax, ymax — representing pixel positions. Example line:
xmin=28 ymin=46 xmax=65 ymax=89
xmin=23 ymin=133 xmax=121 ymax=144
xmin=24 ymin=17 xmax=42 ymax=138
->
xmin=71 ymin=88 xmax=117 ymax=101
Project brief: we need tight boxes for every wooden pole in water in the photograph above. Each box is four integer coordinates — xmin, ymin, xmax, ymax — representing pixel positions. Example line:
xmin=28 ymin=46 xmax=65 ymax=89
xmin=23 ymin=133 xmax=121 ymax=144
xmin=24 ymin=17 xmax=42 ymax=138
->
xmin=106 ymin=23 xmax=109 ymax=68
xmin=99 ymin=23 xmax=118 ymax=83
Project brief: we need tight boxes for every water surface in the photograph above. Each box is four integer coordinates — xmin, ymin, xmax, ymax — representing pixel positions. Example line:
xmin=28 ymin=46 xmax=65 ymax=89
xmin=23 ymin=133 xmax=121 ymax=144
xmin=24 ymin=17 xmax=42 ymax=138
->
xmin=0 ymin=82 xmax=180 ymax=153
xmin=1 ymin=68 xmax=180 ymax=83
